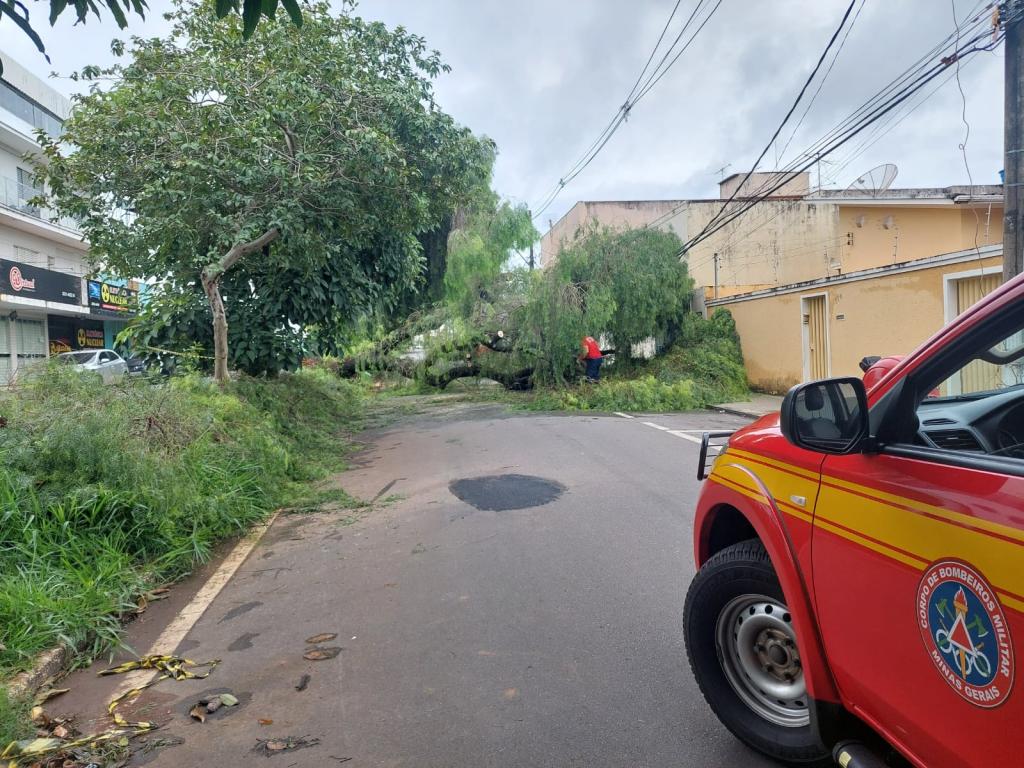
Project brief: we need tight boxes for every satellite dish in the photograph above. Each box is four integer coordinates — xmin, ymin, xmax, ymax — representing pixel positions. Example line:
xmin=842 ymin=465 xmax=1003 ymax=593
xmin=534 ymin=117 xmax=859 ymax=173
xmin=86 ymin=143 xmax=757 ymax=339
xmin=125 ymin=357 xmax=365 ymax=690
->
xmin=844 ymin=163 xmax=898 ymax=196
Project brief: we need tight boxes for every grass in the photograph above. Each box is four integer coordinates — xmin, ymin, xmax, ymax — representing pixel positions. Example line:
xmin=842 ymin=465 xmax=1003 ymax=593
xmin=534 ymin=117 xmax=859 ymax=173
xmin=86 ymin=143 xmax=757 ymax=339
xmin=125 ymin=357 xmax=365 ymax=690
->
xmin=0 ymin=365 xmax=365 ymax=702
xmin=0 ymin=689 xmax=31 ymax=746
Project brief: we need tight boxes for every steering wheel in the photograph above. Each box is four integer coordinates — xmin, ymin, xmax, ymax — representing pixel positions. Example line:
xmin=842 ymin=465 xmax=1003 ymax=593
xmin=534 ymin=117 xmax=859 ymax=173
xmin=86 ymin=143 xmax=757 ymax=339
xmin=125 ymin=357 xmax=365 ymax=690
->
xmin=993 ymin=429 xmax=1024 ymax=458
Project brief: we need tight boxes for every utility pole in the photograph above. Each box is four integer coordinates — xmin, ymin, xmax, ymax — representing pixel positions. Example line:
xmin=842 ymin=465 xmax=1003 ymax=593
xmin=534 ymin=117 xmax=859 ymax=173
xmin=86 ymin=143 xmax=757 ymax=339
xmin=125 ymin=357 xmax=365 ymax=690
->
xmin=529 ymin=243 xmax=535 ymax=270
xmin=713 ymin=252 xmax=719 ymax=300
xmin=1004 ymin=0 xmax=1024 ymax=281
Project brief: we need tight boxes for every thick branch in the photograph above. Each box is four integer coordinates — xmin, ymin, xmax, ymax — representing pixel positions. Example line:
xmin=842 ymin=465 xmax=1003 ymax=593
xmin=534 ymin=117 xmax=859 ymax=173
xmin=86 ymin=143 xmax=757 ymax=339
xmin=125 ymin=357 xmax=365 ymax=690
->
xmin=203 ymin=226 xmax=280 ymax=283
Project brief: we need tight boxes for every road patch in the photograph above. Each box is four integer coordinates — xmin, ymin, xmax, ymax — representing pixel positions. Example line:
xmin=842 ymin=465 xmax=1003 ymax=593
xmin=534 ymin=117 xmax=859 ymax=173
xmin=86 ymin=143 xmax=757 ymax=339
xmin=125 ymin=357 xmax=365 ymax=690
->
xmin=449 ymin=474 xmax=566 ymax=511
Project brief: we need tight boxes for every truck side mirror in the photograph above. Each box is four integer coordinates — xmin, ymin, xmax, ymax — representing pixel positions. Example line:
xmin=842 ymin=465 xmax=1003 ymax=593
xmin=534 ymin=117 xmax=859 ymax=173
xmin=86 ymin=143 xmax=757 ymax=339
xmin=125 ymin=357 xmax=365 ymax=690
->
xmin=780 ymin=377 xmax=869 ymax=455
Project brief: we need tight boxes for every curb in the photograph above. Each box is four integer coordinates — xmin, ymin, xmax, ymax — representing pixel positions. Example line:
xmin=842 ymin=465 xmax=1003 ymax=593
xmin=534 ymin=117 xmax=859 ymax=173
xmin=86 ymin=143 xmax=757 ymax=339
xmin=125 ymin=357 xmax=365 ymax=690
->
xmin=708 ymin=405 xmax=766 ymax=420
xmin=5 ymin=646 xmax=68 ymax=699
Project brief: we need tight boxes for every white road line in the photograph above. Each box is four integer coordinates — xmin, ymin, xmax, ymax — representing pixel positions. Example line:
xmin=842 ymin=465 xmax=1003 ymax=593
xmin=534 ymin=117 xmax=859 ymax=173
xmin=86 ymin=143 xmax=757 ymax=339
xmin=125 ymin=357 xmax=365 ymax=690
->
xmin=641 ymin=422 xmax=670 ymax=431
xmin=110 ymin=512 xmax=279 ymax=700
xmin=668 ymin=430 xmax=703 ymax=443
xmin=613 ymin=412 xmax=634 ymax=419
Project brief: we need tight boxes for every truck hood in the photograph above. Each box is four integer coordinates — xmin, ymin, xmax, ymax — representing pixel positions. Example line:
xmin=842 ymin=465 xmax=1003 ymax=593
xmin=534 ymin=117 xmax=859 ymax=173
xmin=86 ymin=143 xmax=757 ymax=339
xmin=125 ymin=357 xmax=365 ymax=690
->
xmin=728 ymin=411 xmax=782 ymax=449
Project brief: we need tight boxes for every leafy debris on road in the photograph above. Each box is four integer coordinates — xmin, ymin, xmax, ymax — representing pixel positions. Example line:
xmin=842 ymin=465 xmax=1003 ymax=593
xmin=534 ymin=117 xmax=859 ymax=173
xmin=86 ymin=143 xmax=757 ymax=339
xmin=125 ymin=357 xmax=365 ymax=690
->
xmin=294 ymin=674 xmax=311 ymax=692
xmin=303 ymin=646 xmax=342 ymax=661
xmin=189 ymin=692 xmax=239 ymax=722
xmin=101 ymin=655 xmax=220 ymax=729
xmin=32 ymin=688 xmax=69 ymax=706
xmin=304 ymin=633 xmax=337 ymax=644
xmin=1 ymin=654 xmax=220 ymax=768
xmin=253 ymin=735 xmax=320 ymax=757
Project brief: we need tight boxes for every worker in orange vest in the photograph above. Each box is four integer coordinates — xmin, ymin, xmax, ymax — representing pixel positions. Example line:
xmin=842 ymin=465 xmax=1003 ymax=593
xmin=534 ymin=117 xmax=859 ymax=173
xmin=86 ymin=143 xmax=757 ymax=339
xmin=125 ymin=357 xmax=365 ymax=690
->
xmin=579 ymin=336 xmax=603 ymax=382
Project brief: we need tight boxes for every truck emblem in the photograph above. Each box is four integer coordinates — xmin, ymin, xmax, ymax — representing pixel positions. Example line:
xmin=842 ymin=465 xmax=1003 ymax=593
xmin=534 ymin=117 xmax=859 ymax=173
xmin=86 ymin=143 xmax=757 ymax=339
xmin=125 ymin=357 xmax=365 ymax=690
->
xmin=917 ymin=561 xmax=1014 ymax=708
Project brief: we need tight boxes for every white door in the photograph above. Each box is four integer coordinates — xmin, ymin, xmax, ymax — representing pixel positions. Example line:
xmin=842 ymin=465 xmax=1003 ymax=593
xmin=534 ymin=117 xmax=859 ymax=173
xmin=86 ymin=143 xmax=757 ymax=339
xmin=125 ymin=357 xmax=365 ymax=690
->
xmin=15 ymin=318 xmax=46 ymax=378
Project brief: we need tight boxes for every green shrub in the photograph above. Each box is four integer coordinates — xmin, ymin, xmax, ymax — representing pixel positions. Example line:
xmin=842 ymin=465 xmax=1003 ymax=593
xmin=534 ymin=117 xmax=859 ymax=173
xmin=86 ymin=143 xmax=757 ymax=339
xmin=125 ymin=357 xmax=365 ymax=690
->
xmin=0 ymin=366 xmax=364 ymax=679
xmin=529 ymin=376 xmax=698 ymax=412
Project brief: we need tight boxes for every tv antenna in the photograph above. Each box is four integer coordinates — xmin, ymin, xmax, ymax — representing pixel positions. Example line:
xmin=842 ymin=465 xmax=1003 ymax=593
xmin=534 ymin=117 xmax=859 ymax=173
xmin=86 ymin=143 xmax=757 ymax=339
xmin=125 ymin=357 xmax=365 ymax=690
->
xmin=844 ymin=163 xmax=898 ymax=197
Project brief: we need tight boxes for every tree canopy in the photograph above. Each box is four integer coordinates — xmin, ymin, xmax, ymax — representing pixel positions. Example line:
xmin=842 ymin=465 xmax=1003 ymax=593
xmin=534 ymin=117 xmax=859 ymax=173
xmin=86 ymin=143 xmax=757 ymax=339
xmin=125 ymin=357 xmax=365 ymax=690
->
xmin=519 ymin=227 xmax=694 ymax=384
xmin=444 ymin=198 xmax=537 ymax=317
xmin=39 ymin=0 xmax=491 ymax=379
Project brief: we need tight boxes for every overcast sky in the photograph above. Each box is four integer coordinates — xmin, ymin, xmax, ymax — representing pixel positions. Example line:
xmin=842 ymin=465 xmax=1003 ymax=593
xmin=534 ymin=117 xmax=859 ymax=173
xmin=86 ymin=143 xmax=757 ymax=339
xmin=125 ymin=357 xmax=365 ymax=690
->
xmin=1 ymin=0 xmax=1006 ymax=230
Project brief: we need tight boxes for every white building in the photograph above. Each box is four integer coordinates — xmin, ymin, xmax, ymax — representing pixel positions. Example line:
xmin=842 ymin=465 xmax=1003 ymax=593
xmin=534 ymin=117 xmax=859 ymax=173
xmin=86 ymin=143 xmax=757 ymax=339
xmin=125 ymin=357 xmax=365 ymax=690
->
xmin=0 ymin=51 xmax=137 ymax=384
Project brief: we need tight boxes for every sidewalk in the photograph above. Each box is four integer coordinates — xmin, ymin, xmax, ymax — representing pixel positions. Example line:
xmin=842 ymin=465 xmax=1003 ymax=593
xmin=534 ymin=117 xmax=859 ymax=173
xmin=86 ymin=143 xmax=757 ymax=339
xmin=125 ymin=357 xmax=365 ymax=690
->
xmin=710 ymin=393 xmax=783 ymax=419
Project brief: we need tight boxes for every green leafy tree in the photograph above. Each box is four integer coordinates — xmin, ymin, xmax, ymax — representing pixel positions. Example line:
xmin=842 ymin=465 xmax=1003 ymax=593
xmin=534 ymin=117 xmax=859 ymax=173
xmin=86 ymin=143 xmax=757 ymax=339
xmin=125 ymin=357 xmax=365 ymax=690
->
xmin=520 ymin=226 xmax=694 ymax=384
xmin=40 ymin=0 xmax=486 ymax=381
xmin=445 ymin=199 xmax=537 ymax=317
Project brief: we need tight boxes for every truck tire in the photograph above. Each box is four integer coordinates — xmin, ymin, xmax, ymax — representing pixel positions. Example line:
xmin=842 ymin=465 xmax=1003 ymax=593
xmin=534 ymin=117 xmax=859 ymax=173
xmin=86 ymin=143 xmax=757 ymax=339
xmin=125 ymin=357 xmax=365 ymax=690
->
xmin=684 ymin=539 xmax=831 ymax=766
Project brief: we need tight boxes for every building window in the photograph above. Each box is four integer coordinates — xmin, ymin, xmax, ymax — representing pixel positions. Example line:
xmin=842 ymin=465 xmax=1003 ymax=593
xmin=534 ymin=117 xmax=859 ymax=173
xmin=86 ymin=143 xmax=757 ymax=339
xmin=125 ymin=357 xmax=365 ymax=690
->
xmin=12 ymin=245 xmax=44 ymax=267
xmin=0 ymin=79 xmax=63 ymax=137
xmin=15 ymin=167 xmax=41 ymax=216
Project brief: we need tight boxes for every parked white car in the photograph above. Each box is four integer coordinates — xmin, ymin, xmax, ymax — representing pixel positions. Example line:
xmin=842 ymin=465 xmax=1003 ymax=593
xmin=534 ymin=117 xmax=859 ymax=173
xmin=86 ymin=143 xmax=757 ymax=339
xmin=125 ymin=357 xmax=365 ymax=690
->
xmin=57 ymin=348 xmax=128 ymax=383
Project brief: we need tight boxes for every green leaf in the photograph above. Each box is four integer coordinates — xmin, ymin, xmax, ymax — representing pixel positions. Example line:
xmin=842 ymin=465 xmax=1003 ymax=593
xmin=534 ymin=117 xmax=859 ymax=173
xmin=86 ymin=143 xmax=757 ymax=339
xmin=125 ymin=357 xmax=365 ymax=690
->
xmin=1 ymin=1 xmax=51 ymax=60
xmin=48 ymin=0 xmax=68 ymax=25
xmin=280 ymin=0 xmax=302 ymax=26
xmin=219 ymin=693 xmax=239 ymax=707
xmin=214 ymin=0 xmax=235 ymax=18
xmin=241 ymin=0 xmax=260 ymax=37
xmin=106 ymin=0 xmax=128 ymax=29
xmin=260 ymin=0 xmax=277 ymax=19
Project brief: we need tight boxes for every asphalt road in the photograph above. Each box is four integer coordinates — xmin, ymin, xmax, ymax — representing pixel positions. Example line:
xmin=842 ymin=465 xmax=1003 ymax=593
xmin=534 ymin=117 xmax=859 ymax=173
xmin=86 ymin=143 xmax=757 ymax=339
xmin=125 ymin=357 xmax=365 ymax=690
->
xmin=55 ymin=403 xmax=772 ymax=767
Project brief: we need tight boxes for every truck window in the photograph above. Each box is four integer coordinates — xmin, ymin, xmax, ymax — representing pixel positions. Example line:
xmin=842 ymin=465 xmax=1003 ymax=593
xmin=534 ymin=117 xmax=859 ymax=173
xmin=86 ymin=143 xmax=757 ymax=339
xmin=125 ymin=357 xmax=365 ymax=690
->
xmin=911 ymin=321 xmax=1024 ymax=460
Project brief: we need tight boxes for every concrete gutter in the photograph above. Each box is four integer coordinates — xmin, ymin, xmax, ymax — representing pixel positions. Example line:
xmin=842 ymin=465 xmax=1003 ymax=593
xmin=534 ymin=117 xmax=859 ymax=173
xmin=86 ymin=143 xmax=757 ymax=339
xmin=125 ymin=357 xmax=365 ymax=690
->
xmin=5 ymin=646 xmax=68 ymax=699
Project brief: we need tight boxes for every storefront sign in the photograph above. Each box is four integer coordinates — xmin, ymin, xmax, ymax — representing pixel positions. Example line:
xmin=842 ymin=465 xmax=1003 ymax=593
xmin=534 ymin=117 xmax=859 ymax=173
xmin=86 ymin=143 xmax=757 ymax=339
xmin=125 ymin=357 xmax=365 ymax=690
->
xmin=87 ymin=280 xmax=138 ymax=316
xmin=0 ymin=259 xmax=81 ymax=305
xmin=47 ymin=316 xmax=105 ymax=355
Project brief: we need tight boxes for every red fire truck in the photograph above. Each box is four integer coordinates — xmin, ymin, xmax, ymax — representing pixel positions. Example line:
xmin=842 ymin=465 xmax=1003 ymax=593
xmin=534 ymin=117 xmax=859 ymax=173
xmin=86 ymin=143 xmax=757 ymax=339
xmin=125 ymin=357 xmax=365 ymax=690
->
xmin=687 ymin=275 xmax=1024 ymax=767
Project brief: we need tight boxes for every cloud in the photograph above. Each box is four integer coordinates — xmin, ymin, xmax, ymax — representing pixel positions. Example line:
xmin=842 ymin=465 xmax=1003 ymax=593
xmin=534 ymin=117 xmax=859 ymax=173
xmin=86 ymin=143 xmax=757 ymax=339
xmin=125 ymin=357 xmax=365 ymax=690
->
xmin=2 ymin=0 xmax=1004 ymax=227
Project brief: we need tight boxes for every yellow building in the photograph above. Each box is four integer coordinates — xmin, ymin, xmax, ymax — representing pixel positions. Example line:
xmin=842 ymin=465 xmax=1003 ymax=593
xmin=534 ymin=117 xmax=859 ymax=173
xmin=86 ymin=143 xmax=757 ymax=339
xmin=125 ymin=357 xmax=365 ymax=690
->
xmin=710 ymin=245 xmax=1001 ymax=392
xmin=541 ymin=173 xmax=1004 ymax=392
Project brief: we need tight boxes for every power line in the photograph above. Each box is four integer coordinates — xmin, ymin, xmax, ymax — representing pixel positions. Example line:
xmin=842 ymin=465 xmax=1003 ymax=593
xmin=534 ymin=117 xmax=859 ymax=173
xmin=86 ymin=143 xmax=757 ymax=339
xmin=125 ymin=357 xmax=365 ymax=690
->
xmin=715 ymin=1 xmax=995 ymax=211
xmin=531 ymin=0 xmax=724 ymax=221
xmin=678 ymin=13 xmax=1005 ymax=254
xmin=632 ymin=0 xmax=724 ymax=105
xmin=625 ymin=0 xmax=686 ymax=102
xmin=776 ymin=0 xmax=866 ymax=167
xmin=681 ymin=0 xmax=858 ymax=250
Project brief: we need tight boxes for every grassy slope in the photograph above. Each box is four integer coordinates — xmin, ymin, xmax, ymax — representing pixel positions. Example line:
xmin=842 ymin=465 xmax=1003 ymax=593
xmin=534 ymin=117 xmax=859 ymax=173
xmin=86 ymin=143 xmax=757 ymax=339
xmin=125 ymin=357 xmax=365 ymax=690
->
xmin=0 ymin=367 xmax=364 ymax=694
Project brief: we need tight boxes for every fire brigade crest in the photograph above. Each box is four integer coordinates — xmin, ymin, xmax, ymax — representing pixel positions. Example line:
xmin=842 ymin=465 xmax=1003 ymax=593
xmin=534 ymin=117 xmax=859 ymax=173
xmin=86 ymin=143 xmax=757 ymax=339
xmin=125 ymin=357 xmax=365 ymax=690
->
xmin=917 ymin=560 xmax=1014 ymax=708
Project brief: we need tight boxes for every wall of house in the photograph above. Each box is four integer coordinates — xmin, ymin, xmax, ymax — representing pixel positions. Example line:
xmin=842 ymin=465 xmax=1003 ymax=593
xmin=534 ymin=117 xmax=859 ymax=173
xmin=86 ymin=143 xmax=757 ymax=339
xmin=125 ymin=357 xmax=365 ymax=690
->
xmin=838 ymin=204 xmax=1003 ymax=273
xmin=687 ymin=201 xmax=1004 ymax=292
xmin=685 ymin=199 xmax=839 ymax=289
xmin=713 ymin=254 xmax=1003 ymax=393
xmin=719 ymin=171 xmax=810 ymax=200
xmin=0 ymin=225 xmax=87 ymax=274
xmin=539 ymin=200 xmax=686 ymax=265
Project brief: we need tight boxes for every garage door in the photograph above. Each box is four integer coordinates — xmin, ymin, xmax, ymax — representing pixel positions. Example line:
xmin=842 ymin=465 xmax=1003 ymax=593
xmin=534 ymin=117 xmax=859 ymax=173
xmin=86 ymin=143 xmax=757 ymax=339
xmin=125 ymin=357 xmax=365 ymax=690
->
xmin=956 ymin=273 xmax=1002 ymax=394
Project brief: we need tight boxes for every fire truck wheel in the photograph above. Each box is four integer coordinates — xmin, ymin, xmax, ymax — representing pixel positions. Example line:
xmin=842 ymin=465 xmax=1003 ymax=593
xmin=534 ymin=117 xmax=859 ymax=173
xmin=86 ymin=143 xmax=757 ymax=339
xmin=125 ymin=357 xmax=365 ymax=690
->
xmin=685 ymin=539 xmax=831 ymax=766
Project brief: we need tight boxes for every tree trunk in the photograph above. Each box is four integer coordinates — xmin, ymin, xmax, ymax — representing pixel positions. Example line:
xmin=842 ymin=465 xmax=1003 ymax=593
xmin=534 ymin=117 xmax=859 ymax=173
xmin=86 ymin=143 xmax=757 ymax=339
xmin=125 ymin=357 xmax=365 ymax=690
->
xmin=201 ymin=227 xmax=280 ymax=385
xmin=201 ymin=273 xmax=231 ymax=383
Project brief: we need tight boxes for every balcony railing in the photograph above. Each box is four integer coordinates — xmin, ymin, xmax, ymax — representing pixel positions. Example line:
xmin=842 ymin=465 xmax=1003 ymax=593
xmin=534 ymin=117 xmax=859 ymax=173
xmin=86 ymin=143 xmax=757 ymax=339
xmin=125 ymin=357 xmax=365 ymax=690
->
xmin=0 ymin=175 xmax=80 ymax=233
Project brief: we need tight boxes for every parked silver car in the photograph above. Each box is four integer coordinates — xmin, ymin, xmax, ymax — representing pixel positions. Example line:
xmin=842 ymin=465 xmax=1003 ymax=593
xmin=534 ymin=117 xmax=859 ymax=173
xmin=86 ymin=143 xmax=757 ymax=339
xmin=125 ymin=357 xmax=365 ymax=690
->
xmin=57 ymin=348 xmax=128 ymax=383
